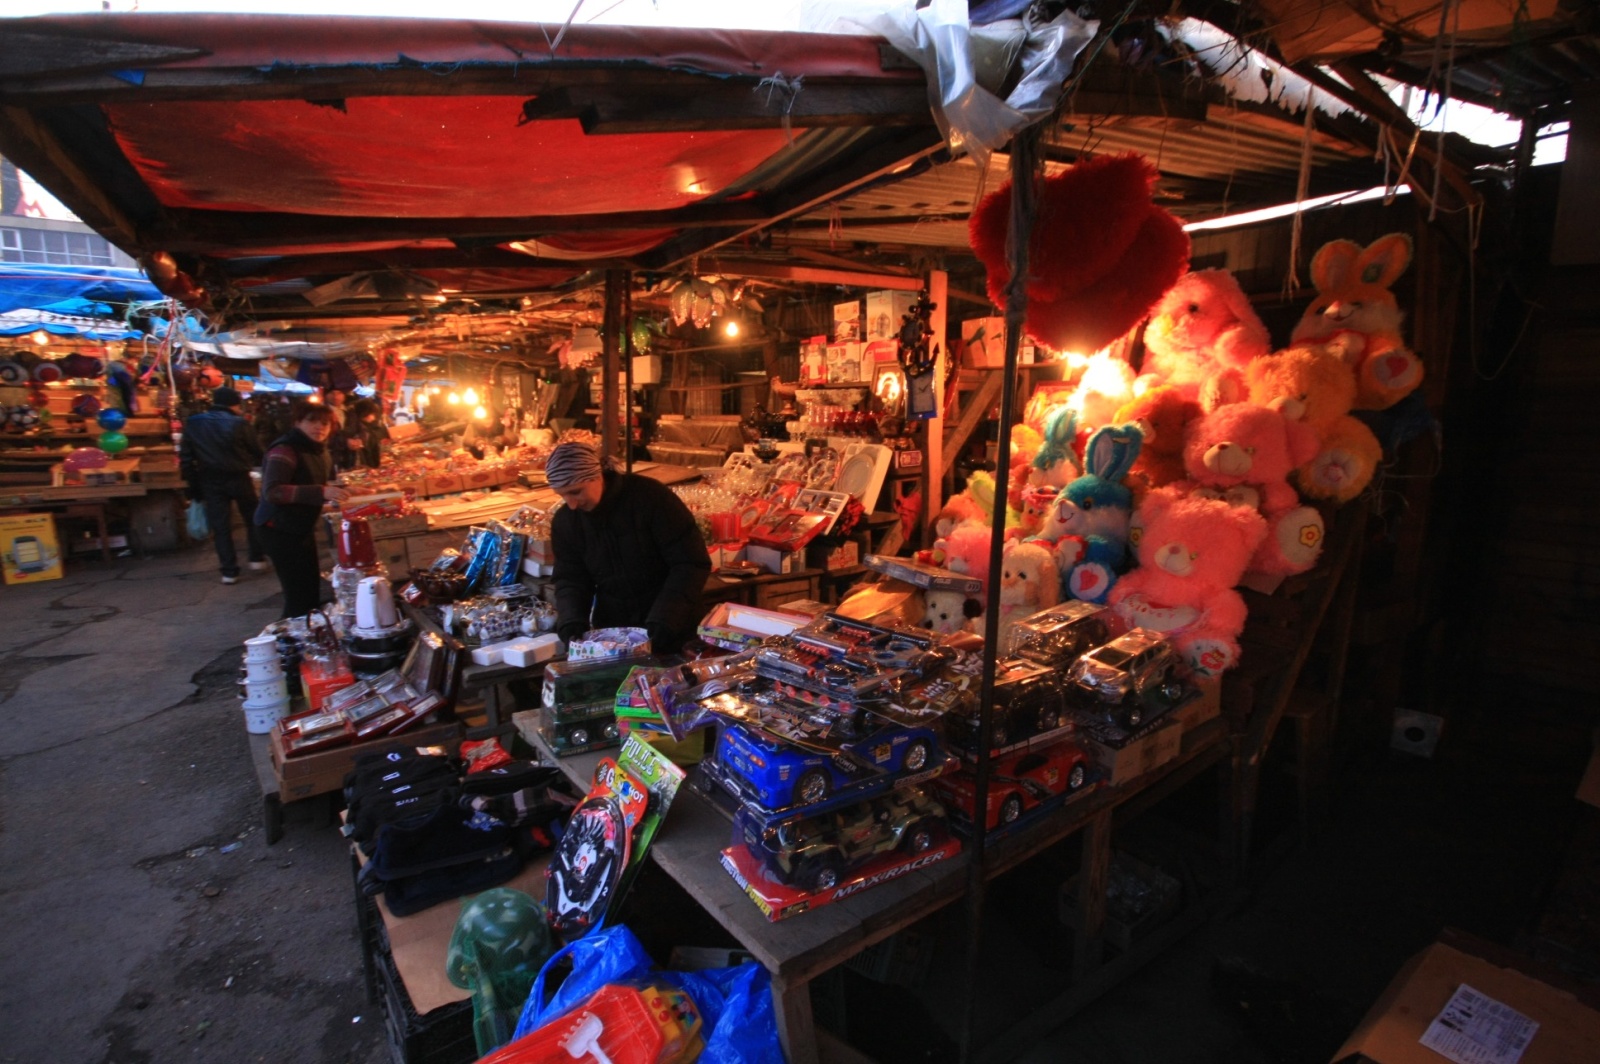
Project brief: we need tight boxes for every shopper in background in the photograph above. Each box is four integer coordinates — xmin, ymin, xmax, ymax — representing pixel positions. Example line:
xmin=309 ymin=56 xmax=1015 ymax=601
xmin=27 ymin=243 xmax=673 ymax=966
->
xmin=548 ymin=441 xmax=710 ymax=654
xmin=347 ymin=397 xmax=390 ymax=469
xmin=323 ymin=388 xmax=353 ymax=472
xmin=254 ymin=401 xmax=348 ymax=618
xmin=180 ymin=386 xmax=268 ymax=585
xmin=105 ymin=351 xmax=145 ymax=414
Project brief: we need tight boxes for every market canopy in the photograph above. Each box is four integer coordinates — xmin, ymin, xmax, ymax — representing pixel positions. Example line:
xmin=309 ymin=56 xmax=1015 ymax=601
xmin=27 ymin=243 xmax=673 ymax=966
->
xmin=0 ymin=7 xmax=1593 ymax=342
xmin=0 ymin=13 xmax=947 ymax=325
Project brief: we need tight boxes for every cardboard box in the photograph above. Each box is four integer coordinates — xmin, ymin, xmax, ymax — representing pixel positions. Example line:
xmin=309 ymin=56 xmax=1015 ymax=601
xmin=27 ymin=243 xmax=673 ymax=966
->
xmin=422 ymin=474 xmax=465 ymax=497
xmin=745 ymin=543 xmax=796 ymax=575
xmin=833 ymin=300 xmax=862 ymax=342
xmin=721 ymin=835 xmax=961 ymax=922
xmin=865 ymin=290 xmax=917 ymax=341
xmin=458 ymin=468 xmax=499 ymax=491
xmin=961 ymin=317 xmax=1006 ymax=368
xmin=799 ymin=337 xmax=829 ymax=384
xmin=826 ymin=341 xmax=864 ymax=384
xmin=1171 ymin=678 xmax=1221 ymax=733
xmin=364 ymin=512 xmax=428 ymax=539
xmin=0 ymin=512 xmax=62 ymax=585
xmin=1085 ymin=719 xmax=1182 ymax=786
xmin=862 ymin=554 xmax=983 ymax=594
xmin=697 ymin=601 xmax=808 ymax=649
xmin=270 ymin=719 xmax=461 ymax=801
xmin=806 ymin=538 xmax=859 ymax=571
xmin=863 ymin=339 xmax=900 ymax=367
xmin=631 ymin=354 xmax=662 ymax=384
xmin=1333 ymin=936 xmax=1600 ymax=1064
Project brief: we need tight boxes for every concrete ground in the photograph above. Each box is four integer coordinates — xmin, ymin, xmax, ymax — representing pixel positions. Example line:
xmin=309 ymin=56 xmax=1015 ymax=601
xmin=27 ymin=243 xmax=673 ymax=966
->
xmin=0 ymin=547 xmax=383 ymax=1064
xmin=2 ymin=543 xmax=1594 ymax=1064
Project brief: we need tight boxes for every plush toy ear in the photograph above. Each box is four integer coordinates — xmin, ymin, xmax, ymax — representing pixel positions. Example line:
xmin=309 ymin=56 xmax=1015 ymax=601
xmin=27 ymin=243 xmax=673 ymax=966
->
xmin=1086 ymin=424 xmax=1143 ymax=483
xmin=1356 ymin=233 xmax=1413 ymax=289
xmin=1309 ymin=239 xmax=1363 ymax=293
xmin=963 ymin=597 xmax=984 ymax=619
xmin=1033 ymin=406 xmax=1079 ymax=473
xmin=1199 ymin=368 xmax=1246 ymax=411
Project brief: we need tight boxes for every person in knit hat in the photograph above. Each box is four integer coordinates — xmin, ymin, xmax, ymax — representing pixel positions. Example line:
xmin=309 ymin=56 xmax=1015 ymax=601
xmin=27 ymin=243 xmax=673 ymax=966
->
xmin=180 ymin=385 xmax=267 ymax=584
xmin=547 ymin=442 xmax=710 ymax=653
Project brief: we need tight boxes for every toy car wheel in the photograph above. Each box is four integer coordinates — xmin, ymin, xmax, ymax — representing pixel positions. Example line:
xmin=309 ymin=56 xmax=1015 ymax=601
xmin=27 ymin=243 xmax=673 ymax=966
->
xmin=903 ymin=739 xmax=931 ymax=773
xmin=1037 ymin=706 xmax=1060 ymax=732
xmin=1067 ymin=763 xmax=1086 ymax=791
xmin=794 ymin=769 xmax=829 ymax=807
xmin=904 ymin=823 xmax=937 ymax=854
xmin=1124 ymin=705 xmax=1142 ymax=728
xmin=1159 ymin=672 xmax=1184 ymax=701
xmin=808 ymin=862 xmax=842 ymax=892
xmin=999 ymin=795 xmax=1023 ymax=825
xmin=990 ymin=721 xmax=1009 ymax=747
xmin=569 ymin=726 xmax=590 ymax=747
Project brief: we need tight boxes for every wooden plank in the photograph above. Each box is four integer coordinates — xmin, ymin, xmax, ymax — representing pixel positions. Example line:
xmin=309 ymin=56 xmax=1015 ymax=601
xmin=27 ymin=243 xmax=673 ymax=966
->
xmin=0 ymin=104 xmax=145 ymax=248
xmin=942 ymin=372 xmax=1002 ymax=478
xmin=154 ymin=200 xmax=772 ymax=252
xmin=1071 ymin=810 xmax=1112 ymax=980
xmin=708 ymin=260 xmax=926 ymax=292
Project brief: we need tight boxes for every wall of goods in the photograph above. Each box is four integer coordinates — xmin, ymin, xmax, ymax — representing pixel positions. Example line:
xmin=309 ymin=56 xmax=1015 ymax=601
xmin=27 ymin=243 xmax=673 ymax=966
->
xmin=244 ymin=201 xmax=1437 ymax=1060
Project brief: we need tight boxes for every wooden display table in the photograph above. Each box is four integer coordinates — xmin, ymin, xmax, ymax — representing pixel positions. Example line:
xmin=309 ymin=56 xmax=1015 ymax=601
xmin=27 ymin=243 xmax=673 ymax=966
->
xmin=532 ymin=717 xmax=1232 ymax=1064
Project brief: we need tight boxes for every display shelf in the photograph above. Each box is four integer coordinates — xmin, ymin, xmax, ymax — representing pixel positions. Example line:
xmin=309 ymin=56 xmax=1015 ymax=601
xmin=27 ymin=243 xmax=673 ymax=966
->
xmin=531 ymin=716 xmax=1231 ymax=1064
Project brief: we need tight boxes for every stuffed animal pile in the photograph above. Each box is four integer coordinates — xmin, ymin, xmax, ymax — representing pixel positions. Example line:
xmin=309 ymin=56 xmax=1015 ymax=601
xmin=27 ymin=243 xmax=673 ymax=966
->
xmin=916 ymin=231 xmax=1422 ymax=677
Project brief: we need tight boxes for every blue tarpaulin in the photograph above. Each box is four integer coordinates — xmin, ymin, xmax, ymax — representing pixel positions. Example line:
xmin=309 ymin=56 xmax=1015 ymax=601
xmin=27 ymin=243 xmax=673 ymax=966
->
xmin=0 ymin=264 xmax=161 ymax=315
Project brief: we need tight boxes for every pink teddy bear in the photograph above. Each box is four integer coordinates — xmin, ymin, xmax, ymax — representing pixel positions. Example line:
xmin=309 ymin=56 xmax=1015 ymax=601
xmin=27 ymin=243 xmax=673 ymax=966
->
xmin=1181 ymin=402 xmax=1326 ymax=577
xmin=1109 ymin=488 xmax=1267 ymax=677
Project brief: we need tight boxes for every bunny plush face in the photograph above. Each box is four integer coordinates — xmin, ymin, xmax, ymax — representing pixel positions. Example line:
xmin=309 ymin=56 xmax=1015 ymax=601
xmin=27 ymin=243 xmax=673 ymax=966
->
xmin=922 ymin=588 xmax=977 ymax=635
xmin=1142 ymin=269 xmax=1271 ymax=391
xmin=1293 ymin=235 xmax=1410 ymax=344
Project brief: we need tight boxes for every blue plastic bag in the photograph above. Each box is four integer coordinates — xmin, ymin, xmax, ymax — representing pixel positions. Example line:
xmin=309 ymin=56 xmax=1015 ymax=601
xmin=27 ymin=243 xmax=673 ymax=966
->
xmin=186 ymin=500 xmax=209 ymax=540
xmin=512 ymin=923 xmax=653 ymax=1039
xmin=675 ymin=961 xmax=784 ymax=1064
xmin=510 ymin=923 xmax=783 ymax=1063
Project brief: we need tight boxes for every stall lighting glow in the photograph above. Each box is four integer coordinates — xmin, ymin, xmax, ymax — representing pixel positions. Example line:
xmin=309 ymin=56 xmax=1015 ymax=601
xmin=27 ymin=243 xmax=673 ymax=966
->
xmin=30 ymin=330 xmax=50 ymax=347
xmin=1183 ymin=184 xmax=1408 ymax=233
xmin=724 ymin=320 xmax=740 ymax=338
xmin=446 ymin=391 xmax=461 ymax=405
xmin=462 ymin=387 xmax=479 ymax=405
xmin=473 ymin=405 xmax=489 ymax=420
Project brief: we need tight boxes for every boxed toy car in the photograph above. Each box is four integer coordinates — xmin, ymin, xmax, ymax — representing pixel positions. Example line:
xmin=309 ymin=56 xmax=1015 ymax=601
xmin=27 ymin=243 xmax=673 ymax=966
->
xmin=720 ymin=788 xmax=961 ymax=921
xmin=537 ymin=702 xmax=619 ymax=756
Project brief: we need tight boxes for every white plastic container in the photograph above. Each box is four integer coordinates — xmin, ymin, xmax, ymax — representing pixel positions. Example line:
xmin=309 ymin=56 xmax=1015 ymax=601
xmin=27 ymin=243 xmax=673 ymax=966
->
xmin=242 ymin=656 xmax=283 ymax=681
xmin=243 ymin=696 xmax=289 ymax=734
xmin=243 ymin=634 xmax=279 ymax=663
xmin=242 ymin=677 xmax=289 ymax=704
xmin=502 ymin=634 xmax=562 ymax=668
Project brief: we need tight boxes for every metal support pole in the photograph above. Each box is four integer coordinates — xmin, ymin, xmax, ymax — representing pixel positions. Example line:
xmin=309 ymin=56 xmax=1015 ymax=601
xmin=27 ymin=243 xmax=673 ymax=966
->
xmin=959 ymin=126 xmax=1040 ymax=1063
xmin=622 ymin=271 xmax=635 ymax=472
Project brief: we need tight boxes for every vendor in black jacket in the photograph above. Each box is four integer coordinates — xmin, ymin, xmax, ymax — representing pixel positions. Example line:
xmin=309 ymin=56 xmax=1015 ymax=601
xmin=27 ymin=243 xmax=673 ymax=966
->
xmin=180 ymin=386 xmax=266 ymax=584
xmin=548 ymin=442 xmax=710 ymax=654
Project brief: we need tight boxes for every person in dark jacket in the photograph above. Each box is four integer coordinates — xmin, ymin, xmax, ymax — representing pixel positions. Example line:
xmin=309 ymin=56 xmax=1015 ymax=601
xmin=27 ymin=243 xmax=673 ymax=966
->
xmin=180 ymin=386 xmax=267 ymax=584
xmin=348 ymin=398 xmax=390 ymax=469
xmin=548 ymin=442 xmax=710 ymax=654
xmin=253 ymin=401 xmax=348 ymax=618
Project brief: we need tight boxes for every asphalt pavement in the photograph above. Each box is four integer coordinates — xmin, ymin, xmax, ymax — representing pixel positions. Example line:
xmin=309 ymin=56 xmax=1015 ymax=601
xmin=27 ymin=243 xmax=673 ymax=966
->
xmin=0 ymin=546 xmax=385 ymax=1064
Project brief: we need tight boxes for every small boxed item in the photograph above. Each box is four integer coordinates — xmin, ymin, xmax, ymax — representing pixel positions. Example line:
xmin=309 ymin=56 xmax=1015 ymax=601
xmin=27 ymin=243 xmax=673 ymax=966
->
xmin=799 ymin=336 xmax=829 ymax=384
xmin=826 ymin=342 xmax=864 ymax=384
xmin=537 ymin=703 xmax=619 ymax=756
xmin=1084 ymin=718 xmax=1182 ymax=786
xmin=863 ymin=554 xmax=983 ymax=594
xmin=1332 ymin=933 xmax=1600 ymax=1064
xmin=566 ymin=627 xmax=651 ymax=662
xmin=697 ymin=602 xmax=808 ymax=650
xmin=833 ymin=299 xmax=862 ymax=342
xmin=865 ymin=290 xmax=917 ymax=341
xmin=631 ymin=354 xmax=662 ymax=384
xmin=1059 ymin=851 xmax=1183 ymax=953
xmin=744 ymin=543 xmax=796 ymax=575
xmin=501 ymin=633 xmax=561 ymax=667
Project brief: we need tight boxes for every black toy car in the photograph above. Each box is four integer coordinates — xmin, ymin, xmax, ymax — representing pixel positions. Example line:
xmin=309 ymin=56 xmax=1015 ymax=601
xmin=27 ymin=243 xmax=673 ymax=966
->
xmin=949 ymin=658 xmax=1071 ymax=755
xmin=1066 ymin=628 xmax=1185 ymax=728
xmin=1005 ymin=601 xmax=1113 ymax=667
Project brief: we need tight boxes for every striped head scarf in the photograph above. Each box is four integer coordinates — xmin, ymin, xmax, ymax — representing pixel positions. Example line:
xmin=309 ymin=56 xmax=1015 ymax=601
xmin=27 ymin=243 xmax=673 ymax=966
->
xmin=544 ymin=442 xmax=606 ymax=489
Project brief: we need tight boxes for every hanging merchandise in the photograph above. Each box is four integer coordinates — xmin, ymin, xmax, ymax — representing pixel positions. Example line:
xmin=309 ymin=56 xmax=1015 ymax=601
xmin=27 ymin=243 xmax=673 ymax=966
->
xmin=545 ymin=793 xmax=630 ymax=938
xmin=897 ymin=290 xmax=941 ymax=420
xmin=96 ymin=408 xmax=126 ymax=431
xmin=97 ymin=431 xmax=129 ymax=454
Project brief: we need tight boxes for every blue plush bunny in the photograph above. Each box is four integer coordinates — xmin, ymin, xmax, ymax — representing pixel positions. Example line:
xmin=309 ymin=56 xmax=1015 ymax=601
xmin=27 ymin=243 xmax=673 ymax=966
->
xmin=1031 ymin=405 xmax=1081 ymax=488
xmin=1039 ymin=425 xmax=1143 ymax=603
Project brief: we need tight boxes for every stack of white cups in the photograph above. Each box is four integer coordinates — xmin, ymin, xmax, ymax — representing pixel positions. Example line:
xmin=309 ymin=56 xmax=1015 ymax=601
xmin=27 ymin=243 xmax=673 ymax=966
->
xmin=241 ymin=634 xmax=291 ymax=733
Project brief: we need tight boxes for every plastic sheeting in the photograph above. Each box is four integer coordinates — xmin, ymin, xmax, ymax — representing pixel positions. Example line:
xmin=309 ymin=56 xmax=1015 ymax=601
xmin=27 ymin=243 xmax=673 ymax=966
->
xmin=0 ymin=265 xmax=160 ymax=315
xmin=838 ymin=0 xmax=1096 ymax=167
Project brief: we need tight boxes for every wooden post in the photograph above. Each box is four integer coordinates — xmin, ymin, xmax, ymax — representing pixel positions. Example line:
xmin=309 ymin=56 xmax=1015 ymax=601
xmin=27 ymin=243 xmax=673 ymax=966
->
xmin=1072 ymin=809 xmax=1113 ymax=980
xmin=923 ymin=268 xmax=948 ymax=546
xmin=601 ymin=269 xmax=623 ymax=460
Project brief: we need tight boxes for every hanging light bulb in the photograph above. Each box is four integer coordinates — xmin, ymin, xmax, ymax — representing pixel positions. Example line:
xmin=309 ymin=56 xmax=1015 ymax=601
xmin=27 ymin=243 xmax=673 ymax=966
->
xmin=447 ymin=391 xmax=461 ymax=405
xmin=724 ymin=319 xmax=741 ymax=338
xmin=30 ymin=329 xmax=50 ymax=347
xmin=463 ymin=387 xmax=479 ymax=406
xmin=473 ymin=405 xmax=489 ymax=421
